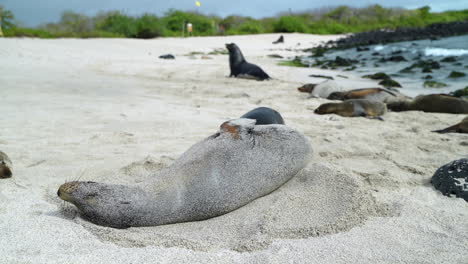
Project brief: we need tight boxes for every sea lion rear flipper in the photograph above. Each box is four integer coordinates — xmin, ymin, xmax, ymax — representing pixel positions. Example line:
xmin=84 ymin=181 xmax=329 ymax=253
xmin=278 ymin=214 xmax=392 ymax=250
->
xmin=432 ymin=124 xmax=460 ymax=133
xmin=366 ymin=116 xmax=385 ymax=121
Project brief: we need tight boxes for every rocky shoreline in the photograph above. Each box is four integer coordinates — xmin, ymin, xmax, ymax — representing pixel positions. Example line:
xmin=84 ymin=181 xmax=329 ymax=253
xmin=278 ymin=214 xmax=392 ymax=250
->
xmin=328 ymin=20 xmax=468 ymax=50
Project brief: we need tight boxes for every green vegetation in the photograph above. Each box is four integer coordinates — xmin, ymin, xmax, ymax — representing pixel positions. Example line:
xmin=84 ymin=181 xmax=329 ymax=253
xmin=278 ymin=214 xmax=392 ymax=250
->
xmin=1 ymin=4 xmax=468 ymax=38
xmin=450 ymin=87 xmax=468 ymax=97
xmin=448 ymin=71 xmax=466 ymax=78
xmin=423 ymin=80 xmax=448 ymax=88
xmin=278 ymin=57 xmax=308 ymax=67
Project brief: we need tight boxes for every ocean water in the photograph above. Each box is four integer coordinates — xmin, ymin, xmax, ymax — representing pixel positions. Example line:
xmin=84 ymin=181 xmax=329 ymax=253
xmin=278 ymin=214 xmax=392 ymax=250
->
xmin=308 ymin=35 xmax=468 ymax=97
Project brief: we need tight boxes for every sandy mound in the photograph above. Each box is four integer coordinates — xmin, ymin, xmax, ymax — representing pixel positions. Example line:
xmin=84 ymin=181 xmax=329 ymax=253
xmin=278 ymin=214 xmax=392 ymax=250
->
xmin=54 ymin=158 xmax=390 ymax=252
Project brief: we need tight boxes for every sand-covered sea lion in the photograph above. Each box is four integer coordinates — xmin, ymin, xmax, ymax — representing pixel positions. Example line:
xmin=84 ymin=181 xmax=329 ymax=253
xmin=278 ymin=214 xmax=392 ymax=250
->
xmin=225 ymin=43 xmax=270 ymax=81
xmin=327 ymin=88 xmax=401 ymax=103
xmin=387 ymin=94 xmax=468 ymax=114
xmin=298 ymin=80 xmax=346 ymax=99
xmin=240 ymin=107 xmax=285 ymax=125
xmin=314 ymin=99 xmax=387 ymax=118
xmin=58 ymin=119 xmax=312 ymax=228
xmin=433 ymin=116 xmax=468 ymax=134
xmin=0 ymin=151 xmax=12 ymax=179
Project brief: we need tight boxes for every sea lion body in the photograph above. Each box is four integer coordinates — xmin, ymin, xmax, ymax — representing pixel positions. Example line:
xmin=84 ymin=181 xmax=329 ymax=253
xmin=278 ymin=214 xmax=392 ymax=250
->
xmin=298 ymin=80 xmax=346 ymax=99
xmin=387 ymin=94 xmax=468 ymax=114
xmin=0 ymin=151 xmax=12 ymax=179
xmin=272 ymin=35 xmax=284 ymax=44
xmin=240 ymin=107 xmax=285 ymax=125
xmin=226 ymin=43 xmax=270 ymax=81
xmin=314 ymin=99 xmax=387 ymax=118
xmin=58 ymin=119 xmax=311 ymax=228
xmin=433 ymin=116 xmax=468 ymax=133
xmin=327 ymin=88 xmax=405 ymax=103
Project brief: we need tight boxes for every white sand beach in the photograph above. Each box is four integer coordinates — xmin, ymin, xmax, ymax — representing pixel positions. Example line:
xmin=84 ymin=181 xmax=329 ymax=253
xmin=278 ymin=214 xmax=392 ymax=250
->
xmin=0 ymin=33 xmax=467 ymax=263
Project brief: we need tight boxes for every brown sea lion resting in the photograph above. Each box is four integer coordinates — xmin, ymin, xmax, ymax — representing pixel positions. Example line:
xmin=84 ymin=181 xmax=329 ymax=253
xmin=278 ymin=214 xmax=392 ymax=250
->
xmin=57 ymin=119 xmax=312 ymax=228
xmin=327 ymin=88 xmax=407 ymax=103
xmin=314 ymin=99 xmax=387 ymax=118
xmin=387 ymin=94 xmax=468 ymax=114
xmin=0 ymin=151 xmax=12 ymax=179
xmin=433 ymin=116 xmax=468 ymax=134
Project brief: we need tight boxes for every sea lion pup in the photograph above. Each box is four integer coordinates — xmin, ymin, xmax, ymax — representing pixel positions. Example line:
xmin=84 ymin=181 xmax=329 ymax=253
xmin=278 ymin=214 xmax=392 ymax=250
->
xmin=0 ymin=151 xmax=12 ymax=179
xmin=433 ymin=116 xmax=468 ymax=134
xmin=297 ymin=80 xmax=346 ymax=99
xmin=387 ymin=94 xmax=468 ymax=114
xmin=327 ymin=88 xmax=403 ymax=103
xmin=272 ymin=35 xmax=284 ymax=44
xmin=240 ymin=107 xmax=285 ymax=125
xmin=58 ymin=119 xmax=311 ymax=228
xmin=225 ymin=43 xmax=270 ymax=81
xmin=314 ymin=99 xmax=387 ymax=118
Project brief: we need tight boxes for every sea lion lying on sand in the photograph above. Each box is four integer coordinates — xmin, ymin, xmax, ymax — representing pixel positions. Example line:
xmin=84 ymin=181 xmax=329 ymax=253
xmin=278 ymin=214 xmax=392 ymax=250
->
xmin=240 ymin=107 xmax=284 ymax=125
xmin=327 ymin=88 xmax=407 ymax=103
xmin=225 ymin=43 xmax=270 ymax=80
xmin=314 ymin=99 xmax=387 ymax=119
xmin=298 ymin=80 xmax=346 ymax=99
xmin=433 ymin=116 xmax=468 ymax=134
xmin=58 ymin=119 xmax=312 ymax=228
xmin=387 ymin=94 xmax=468 ymax=114
xmin=272 ymin=35 xmax=284 ymax=44
xmin=0 ymin=151 xmax=12 ymax=179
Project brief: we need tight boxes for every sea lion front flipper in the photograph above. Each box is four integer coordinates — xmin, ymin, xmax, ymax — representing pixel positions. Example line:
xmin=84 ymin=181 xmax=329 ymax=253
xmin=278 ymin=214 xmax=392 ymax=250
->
xmin=432 ymin=124 xmax=460 ymax=133
xmin=366 ymin=116 xmax=385 ymax=121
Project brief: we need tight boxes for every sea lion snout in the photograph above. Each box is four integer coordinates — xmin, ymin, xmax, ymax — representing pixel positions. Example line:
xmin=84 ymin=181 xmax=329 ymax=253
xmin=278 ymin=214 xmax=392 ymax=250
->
xmin=58 ymin=181 xmax=82 ymax=202
xmin=0 ymin=164 xmax=12 ymax=178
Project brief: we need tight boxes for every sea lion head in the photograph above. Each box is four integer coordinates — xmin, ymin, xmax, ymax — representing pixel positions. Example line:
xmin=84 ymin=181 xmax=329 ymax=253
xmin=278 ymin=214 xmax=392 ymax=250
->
xmin=225 ymin=43 xmax=245 ymax=65
xmin=58 ymin=181 xmax=148 ymax=227
xmin=219 ymin=118 xmax=256 ymax=139
xmin=0 ymin=162 xmax=12 ymax=179
xmin=297 ymin=84 xmax=316 ymax=93
xmin=314 ymin=103 xmax=340 ymax=115
xmin=58 ymin=181 xmax=100 ymax=205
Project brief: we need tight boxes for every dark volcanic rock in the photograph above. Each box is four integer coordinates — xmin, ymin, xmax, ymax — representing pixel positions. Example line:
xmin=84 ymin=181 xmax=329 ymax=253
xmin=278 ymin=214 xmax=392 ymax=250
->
xmin=159 ymin=54 xmax=175 ymax=59
xmin=441 ymin=56 xmax=457 ymax=63
xmin=431 ymin=159 xmax=468 ymax=202
xmin=362 ymin=72 xmax=391 ymax=80
xmin=448 ymin=71 xmax=466 ymax=78
xmin=450 ymin=87 xmax=468 ymax=97
xmin=379 ymin=79 xmax=402 ymax=88
xmin=330 ymin=21 xmax=468 ymax=49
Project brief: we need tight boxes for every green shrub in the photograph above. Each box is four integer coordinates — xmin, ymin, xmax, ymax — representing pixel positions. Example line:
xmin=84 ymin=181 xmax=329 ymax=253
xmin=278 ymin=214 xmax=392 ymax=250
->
xmin=134 ymin=14 xmax=163 ymax=38
xmin=273 ymin=16 xmax=308 ymax=33
xmin=162 ymin=10 xmax=215 ymax=36
xmin=96 ymin=11 xmax=137 ymax=37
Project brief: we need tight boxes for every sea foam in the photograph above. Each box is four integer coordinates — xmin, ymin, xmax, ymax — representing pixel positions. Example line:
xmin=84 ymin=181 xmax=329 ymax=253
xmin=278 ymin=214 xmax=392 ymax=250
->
xmin=424 ymin=47 xmax=468 ymax=57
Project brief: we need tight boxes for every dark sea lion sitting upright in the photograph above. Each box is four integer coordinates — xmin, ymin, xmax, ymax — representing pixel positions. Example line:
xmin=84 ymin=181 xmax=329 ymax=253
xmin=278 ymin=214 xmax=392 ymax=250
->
xmin=273 ymin=35 xmax=284 ymax=44
xmin=0 ymin=151 xmax=12 ymax=179
xmin=433 ymin=116 xmax=468 ymax=134
xmin=226 ymin=43 xmax=270 ymax=81
xmin=314 ymin=99 xmax=387 ymax=118
xmin=387 ymin=94 xmax=468 ymax=114
xmin=240 ymin=107 xmax=285 ymax=125
xmin=58 ymin=119 xmax=311 ymax=228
